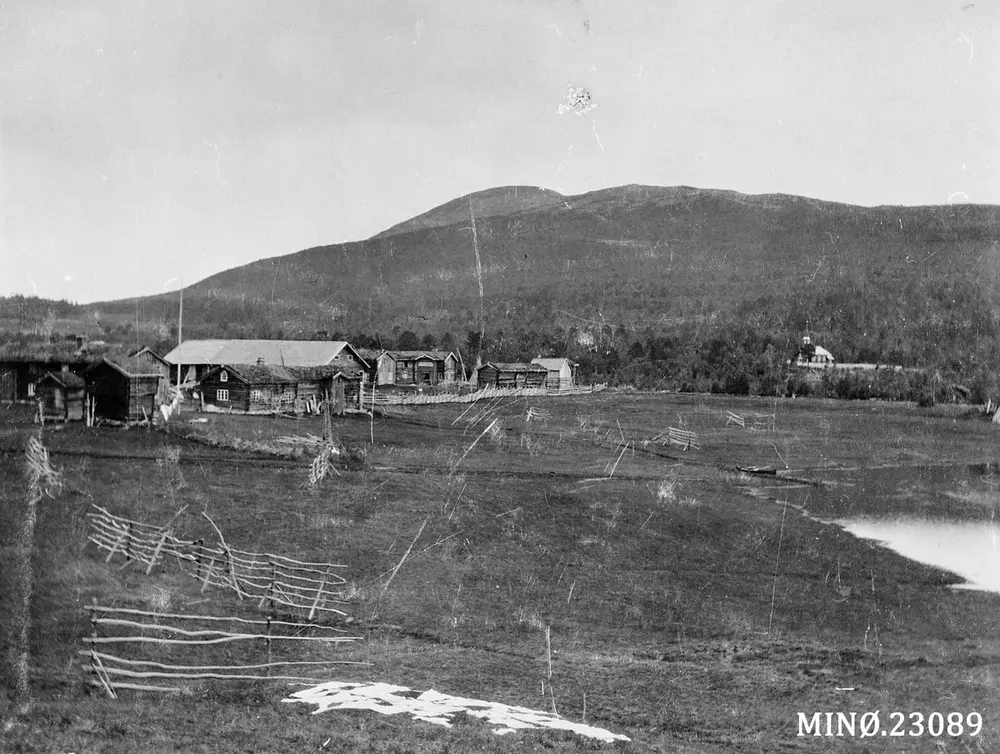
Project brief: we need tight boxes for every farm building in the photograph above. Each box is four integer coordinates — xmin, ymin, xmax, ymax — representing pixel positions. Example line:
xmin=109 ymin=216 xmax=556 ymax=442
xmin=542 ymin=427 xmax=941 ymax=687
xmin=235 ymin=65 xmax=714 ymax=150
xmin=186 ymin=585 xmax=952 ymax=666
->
xmin=163 ymin=340 xmax=369 ymax=385
xmin=531 ymin=357 xmax=577 ymax=390
xmin=357 ymin=349 xmax=394 ymax=386
xmin=128 ymin=346 xmax=173 ymax=382
xmin=36 ymin=371 xmax=86 ymax=422
xmin=198 ymin=364 xmax=363 ymax=414
xmin=475 ymin=362 xmax=548 ymax=389
xmin=0 ymin=353 xmax=93 ymax=402
xmin=85 ymin=356 xmax=165 ymax=423
xmin=361 ymin=350 xmax=460 ymax=387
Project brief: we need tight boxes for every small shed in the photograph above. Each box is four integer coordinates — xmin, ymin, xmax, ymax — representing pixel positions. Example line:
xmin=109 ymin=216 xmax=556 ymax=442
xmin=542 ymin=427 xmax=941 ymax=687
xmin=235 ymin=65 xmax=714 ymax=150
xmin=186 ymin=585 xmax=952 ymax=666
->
xmin=85 ymin=357 xmax=164 ymax=423
xmin=36 ymin=371 xmax=86 ymax=422
xmin=531 ymin=357 xmax=577 ymax=391
xmin=475 ymin=362 xmax=548 ymax=389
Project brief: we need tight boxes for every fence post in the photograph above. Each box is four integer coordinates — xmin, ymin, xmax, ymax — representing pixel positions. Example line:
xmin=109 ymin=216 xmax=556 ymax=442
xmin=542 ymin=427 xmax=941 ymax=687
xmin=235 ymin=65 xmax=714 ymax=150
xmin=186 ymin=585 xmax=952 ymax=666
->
xmin=265 ymin=615 xmax=272 ymax=677
xmin=194 ymin=538 xmax=204 ymax=580
xmin=124 ymin=523 xmax=133 ymax=564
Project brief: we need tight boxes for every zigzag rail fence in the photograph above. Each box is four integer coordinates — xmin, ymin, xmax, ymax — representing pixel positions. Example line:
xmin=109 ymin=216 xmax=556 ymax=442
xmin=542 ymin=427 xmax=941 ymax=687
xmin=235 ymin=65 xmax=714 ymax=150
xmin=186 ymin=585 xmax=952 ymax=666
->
xmin=365 ymin=384 xmax=607 ymax=407
xmin=82 ymin=602 xmax=365 ymax=696
xmin=86 ymin=505 xmax=350 ymax=619
xmin=648 ymin=427 xmax=701 ymax=451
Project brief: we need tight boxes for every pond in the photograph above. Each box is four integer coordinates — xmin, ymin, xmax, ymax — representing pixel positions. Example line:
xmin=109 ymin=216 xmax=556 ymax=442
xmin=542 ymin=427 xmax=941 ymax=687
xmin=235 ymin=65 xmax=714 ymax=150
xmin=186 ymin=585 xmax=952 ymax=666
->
xmin=784 ymin=462 xmax=1000 ymax=593
xmin=835 ymin=516 xmax=1000 ymax=593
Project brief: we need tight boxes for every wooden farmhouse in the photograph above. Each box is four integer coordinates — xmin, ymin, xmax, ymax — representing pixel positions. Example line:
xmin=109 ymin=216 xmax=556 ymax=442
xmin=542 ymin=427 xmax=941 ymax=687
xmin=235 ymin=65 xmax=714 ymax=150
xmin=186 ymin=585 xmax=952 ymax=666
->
xmin=85 ymin=356 xmax=164 ymax=423
xmin=199 ymin=364 xmax=363 ymax=414
xmin=475 ymin=362 xmax=548 ymax=389
xmin=360 ymin=349 xmax=460 ymax=387
xmin=163 ymin=339 xmax=369 ymax=385
xmin=531 ymin=357 xmax=577 ymax=391
xmin=36 ymin=371 xmax=86 ymax=422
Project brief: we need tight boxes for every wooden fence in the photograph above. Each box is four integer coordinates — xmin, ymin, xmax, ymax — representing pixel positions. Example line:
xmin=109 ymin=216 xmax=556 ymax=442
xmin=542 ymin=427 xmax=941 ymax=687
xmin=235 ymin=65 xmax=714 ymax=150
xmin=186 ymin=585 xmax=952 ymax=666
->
xmin=365 ymin=383 xmax=607 ymax=407
xmin=82 ymin=603 xmax=363 ymax=695
xmin=725 ymin=410 xmax=775 ymax=432
xmin=86 ymin=505 xmax=350 ymax=618
xmin=649 ymin=427 xmax=701 ymax=451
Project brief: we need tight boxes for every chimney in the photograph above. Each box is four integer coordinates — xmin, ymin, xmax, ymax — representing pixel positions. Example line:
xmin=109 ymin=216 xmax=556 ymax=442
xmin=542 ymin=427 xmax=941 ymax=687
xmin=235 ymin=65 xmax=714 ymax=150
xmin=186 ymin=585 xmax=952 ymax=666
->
xmin=256 ymin=356 xmax=265 ymax=366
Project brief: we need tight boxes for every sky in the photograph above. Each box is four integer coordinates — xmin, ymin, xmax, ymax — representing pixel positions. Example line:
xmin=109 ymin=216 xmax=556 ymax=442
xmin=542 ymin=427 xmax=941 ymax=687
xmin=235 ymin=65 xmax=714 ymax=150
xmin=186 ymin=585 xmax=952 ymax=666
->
xmin=1 ymin=0 xmax=997 ymax=303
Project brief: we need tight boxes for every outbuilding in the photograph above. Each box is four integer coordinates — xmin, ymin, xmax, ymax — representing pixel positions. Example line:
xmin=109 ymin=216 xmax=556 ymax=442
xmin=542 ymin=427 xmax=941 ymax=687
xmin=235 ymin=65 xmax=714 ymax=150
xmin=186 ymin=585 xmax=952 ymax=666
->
xmin=474 ymin=362 xmax=548 ymax=389
xmin=85 ymin=357 xmax=164 ymax=423
xmin=36 ymin=371 xmax=86 ymax=422
xmin=530 ymin=357 xmax=577 ymax=391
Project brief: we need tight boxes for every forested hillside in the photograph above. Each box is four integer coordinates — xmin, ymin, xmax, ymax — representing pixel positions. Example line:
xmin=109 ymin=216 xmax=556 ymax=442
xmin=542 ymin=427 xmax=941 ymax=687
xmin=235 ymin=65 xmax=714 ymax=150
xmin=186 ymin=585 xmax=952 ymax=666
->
xmin=5 ymin=185 xmax=1000 ymax=401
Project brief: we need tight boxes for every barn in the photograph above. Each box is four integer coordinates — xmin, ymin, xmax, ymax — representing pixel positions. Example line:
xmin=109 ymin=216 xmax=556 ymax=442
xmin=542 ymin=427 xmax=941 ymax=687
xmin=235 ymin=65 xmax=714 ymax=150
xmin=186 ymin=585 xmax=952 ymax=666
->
xmin=199 ymin=364 xmax=363 ymax=414
xmin=36 ymin=371 xmax=86 ymax=422
xmin=531 ymin=357 xmax=577 ymax=391
xmin=85 ymin=357 xmax=164 ymax=423
xmin=475 ymin=362 xmax=548 ymax=389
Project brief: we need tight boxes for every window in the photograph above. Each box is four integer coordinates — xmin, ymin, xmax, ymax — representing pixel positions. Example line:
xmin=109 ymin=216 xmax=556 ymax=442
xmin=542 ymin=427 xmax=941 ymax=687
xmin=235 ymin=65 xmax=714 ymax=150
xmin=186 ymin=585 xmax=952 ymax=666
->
xmin=220 ymin=370 xmax=228 ymax=382
xmin=216 ymin=389 xmax=229 ymax=401
xmin=249 ymin=389 xmax=263 ymax=401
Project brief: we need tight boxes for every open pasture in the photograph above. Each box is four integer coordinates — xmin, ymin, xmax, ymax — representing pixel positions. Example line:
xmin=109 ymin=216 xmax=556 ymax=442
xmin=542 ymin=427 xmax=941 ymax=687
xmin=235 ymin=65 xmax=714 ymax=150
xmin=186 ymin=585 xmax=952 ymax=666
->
xmin=2 ymin=392 xmax=999 ymax=752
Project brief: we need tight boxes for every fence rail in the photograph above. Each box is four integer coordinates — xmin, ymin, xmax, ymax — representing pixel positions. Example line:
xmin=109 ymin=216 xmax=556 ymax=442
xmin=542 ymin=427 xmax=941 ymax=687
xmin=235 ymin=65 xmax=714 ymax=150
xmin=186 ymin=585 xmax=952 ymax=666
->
xmin=82 ymin=604 xmax=363 ymax=695
xmin=649 ymin=427 xmax=701 ymax=451
xmin=365 ymin=383 xmax=607 ymax=406
xmin=86 ymin=505 xmax=350 ymax=617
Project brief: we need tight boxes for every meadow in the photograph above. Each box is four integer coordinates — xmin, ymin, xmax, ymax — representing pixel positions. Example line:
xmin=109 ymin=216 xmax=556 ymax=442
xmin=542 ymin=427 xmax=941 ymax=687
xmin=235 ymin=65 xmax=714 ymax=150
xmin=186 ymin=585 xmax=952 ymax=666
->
xmin=1 ymin=392 xmax=999 ymax=752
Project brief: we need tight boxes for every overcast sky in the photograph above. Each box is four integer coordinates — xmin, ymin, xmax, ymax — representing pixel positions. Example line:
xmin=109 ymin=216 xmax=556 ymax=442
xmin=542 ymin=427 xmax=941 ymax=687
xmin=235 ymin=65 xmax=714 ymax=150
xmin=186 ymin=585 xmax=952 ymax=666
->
xmin=2 ymin=0 xmax=997 ymax=303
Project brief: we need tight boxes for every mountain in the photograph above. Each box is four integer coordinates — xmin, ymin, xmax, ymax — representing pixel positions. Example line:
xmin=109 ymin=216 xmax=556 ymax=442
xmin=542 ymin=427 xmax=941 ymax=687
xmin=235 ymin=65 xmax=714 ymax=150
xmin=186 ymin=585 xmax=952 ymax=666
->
xmin=372 ymin=185 xmax=567 ymax=239
xmin=6 ymin=184 xmax=1000 ymax=396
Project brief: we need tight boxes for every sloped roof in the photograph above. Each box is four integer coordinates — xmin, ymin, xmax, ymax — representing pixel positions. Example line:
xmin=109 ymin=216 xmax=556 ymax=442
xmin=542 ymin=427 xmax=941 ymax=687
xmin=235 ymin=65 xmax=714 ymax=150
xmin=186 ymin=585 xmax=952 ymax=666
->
xmin=477 ymin=362 xmax=548 ymax=372
xmin=386 ymin=350 xmax=456 ymax=361
xmin=205 ymin=363 xmax=364 ymax=385
xmin=164 ymin=340 xmax=367 ymax=368
xmin=162 ymin=340 xmax=230 ymax=364
xmin=127 ymin=346 xmax=169 ymax=365
xmin=813 ymin=345 xmax=835 ymax=361
xmin=356 ymin=348 xmax=386 ymax=362
xmin=90 ymin=356 xmax=163 ymax=378
xmin=38 ymin=371 xmax=86 ymax=389
xmin=531 ymin=358 xmax=576 ymax=371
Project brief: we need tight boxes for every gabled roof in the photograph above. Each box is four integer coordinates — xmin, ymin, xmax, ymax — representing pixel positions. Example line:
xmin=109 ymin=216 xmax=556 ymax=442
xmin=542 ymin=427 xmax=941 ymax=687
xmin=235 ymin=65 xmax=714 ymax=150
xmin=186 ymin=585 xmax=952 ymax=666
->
xmin=127 ymin=346 xmax=170 ymax=365
xmin=203 ymin=363 xmax=364 ymax=385
xmin=37 ymin=371 xmax=86 ymax=389
xmin=162 ymin=340 xmax=230 ymax=364
xmin=88 ymin=356 xmax=163 ymax=379
xmin=356 ymin=348 xmax=387 ymax=363
xmin=163 ymin=340 xmax=369 ymax=368
xmin=476 ymin=361 xmax=548 ymax=372
xmin=531 ymin=357 xmax=577 ymax=370
xmin=385 ymin=350 xmax=457 ymax=361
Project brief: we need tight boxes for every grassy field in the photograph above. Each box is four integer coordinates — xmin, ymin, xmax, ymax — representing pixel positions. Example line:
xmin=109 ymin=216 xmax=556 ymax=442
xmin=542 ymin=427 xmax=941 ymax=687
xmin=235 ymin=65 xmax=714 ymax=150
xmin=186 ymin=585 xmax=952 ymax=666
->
xmin=1 ymin=392 xmax=999 ymax=752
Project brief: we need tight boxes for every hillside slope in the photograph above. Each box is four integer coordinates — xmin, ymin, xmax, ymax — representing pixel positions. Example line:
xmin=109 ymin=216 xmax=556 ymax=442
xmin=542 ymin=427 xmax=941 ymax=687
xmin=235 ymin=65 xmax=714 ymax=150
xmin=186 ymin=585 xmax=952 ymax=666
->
xmin=19 ymin=184 xmax=1000 ymax=392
